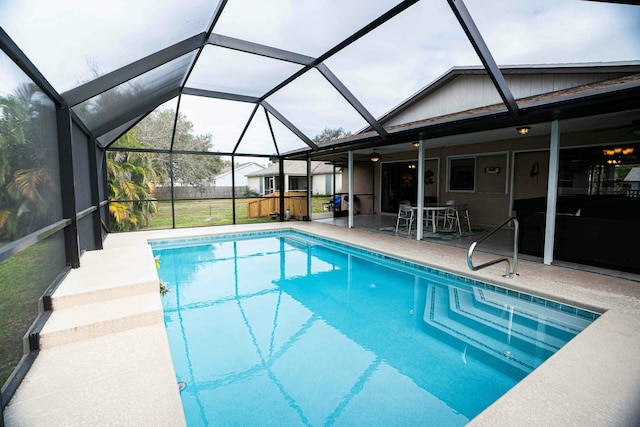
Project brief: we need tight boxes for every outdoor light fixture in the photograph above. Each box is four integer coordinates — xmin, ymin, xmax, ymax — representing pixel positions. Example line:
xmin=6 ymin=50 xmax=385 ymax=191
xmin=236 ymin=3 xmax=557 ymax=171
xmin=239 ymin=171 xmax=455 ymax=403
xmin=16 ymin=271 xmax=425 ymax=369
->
xmin=603 ymin=147 xmax=634 ymax=165
xmin=517 ymin=126 xmax=531 ymax=135
xmin=413 ymin=141 xmax=420 ymax=147
xmin=370 ymin=151 xmax=381 ymax=162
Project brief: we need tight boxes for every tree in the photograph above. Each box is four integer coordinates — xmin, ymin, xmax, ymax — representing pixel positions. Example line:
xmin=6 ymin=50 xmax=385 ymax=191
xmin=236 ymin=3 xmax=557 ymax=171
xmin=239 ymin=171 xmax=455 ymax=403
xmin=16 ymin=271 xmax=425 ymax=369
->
xmin=312 ymin=127 xmax=352 ymax=144
xmin=133 ymin=109 xmax=226 ymax=194
xmin=0 ymin=83 xmax=60 ymax=240
xmin=106 ymin=130 xmax=159 ymax=231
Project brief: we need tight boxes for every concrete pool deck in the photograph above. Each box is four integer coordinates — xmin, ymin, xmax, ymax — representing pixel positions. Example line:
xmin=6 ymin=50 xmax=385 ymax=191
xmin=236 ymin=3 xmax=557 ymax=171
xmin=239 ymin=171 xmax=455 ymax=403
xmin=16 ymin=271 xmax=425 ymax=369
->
xmin=4 ymin=221 xmax=640 ymax=426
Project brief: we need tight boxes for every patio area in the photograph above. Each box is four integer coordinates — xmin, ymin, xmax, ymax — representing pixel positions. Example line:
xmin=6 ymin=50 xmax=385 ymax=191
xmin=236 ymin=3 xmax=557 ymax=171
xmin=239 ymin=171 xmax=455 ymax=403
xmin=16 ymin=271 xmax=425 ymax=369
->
xmin=312 ymin=213 xmax=640 ymax=283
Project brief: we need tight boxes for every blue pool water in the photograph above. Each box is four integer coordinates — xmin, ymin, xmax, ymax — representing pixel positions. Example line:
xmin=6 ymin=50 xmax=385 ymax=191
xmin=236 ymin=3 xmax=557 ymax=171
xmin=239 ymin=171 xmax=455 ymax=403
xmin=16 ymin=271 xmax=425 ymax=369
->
xmin=151 ymin=231 xmax=598 ymax=426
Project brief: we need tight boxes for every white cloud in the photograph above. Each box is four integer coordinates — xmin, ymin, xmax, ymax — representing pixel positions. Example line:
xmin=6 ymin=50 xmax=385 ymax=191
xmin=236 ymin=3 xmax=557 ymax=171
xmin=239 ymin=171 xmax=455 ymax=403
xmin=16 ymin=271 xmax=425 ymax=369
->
xmin=213 ymin=0 xmax=403 ymax=57
xmin=466 ymin=0 xmax=640 ymax=65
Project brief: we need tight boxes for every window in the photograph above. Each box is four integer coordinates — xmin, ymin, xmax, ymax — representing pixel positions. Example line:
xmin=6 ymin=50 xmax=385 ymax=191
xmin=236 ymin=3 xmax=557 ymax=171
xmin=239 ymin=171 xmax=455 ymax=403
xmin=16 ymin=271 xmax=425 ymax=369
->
xmin=289 ymin=176 xmax=307 ymax=192
xmin=558 ymin=143 xmax=640 ymax=197
xmin=264 ymin=176 xmax=278 ymax=194
xmin=448 ymin=157 xmax=476 ymax=191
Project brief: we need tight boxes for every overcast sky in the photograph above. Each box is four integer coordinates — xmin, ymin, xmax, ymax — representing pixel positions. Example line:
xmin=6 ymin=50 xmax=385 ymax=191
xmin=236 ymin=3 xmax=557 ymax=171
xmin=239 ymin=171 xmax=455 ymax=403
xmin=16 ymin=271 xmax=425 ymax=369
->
xmin=1 ymin=0 xmax=639 ymax=158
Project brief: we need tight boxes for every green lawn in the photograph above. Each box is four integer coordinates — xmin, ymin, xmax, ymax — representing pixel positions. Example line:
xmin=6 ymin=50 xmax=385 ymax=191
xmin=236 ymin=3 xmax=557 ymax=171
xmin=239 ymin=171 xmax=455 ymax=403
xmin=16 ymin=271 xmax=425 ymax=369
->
xmin=0 ymin=236 xmax=66 ymax=386
xmin=143 ymin=196 xmax=332 ymax=230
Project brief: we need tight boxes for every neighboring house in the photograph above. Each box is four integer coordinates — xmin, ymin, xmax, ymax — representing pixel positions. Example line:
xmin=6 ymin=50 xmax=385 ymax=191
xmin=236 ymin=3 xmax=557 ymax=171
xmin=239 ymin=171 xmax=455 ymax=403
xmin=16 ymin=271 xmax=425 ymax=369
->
xmin=157 ymin=161 xmax=266 ymax=199
xmin=208 ymin=161 xmax=265 ymax=188
xmin=624 ymin=167 xmax=640 ymax=196
xmin=246 ymin=161 xmax=342 ymax=196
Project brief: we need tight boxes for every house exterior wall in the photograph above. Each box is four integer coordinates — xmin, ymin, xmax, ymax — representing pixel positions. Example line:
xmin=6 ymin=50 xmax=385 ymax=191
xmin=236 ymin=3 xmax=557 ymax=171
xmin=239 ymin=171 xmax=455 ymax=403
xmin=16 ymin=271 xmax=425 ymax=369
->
xmin=247 ymin=176 xmax=262 ymax=194
xmin=384 ymin=73 xmax=627 ymax=127
xmin=248 ymin=173 xmax=343 ymax=195
xmin=340 ymin=163 xmax=374 ymax=213
xmin=311 ymin=173 xmax=342 ymax=195
xmin=513 ymin=150 xmax=550 ymax=201
xmin=371 ymin=127 xmax=639 ymax=228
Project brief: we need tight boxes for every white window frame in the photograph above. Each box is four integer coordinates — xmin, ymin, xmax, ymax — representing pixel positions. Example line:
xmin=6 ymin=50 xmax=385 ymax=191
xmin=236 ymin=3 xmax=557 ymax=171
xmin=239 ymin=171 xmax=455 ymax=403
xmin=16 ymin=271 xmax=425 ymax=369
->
xmin=447 ymin=156 xmax=477 ymax=193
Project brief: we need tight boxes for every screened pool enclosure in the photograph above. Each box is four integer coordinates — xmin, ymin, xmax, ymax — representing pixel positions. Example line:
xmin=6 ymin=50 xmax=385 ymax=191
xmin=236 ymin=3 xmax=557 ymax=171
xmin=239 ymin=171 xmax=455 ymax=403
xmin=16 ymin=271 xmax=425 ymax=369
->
xmin=1 ymin=0 xmax=639 ymax=417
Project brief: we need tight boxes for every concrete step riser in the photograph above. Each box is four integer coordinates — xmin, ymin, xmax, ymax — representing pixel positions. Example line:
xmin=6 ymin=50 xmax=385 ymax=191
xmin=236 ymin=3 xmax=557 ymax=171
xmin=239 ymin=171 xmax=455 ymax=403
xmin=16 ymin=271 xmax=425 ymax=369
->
xmin=41 ymin=289 xmax=164 ymax=349
xmin=51 ymin=244 xmax=160 ymax=309
xmin=51 ymin=279 xmax=158 ymax=310
xmin=39 ymin=308 xmax=163 ymax=349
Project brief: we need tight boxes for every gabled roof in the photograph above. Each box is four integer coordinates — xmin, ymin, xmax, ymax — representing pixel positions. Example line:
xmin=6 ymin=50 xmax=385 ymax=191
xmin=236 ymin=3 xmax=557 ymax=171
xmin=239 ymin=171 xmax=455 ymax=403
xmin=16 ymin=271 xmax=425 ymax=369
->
xmin=624 ymin=167 xmax=640 ymax=182
xmin=214 ymin=162 xmax=264 ymax=179
xmin=302 ymin=70 xmax=640 ymax=156
xmin=373 ymin=61 xmax=640 ymax=128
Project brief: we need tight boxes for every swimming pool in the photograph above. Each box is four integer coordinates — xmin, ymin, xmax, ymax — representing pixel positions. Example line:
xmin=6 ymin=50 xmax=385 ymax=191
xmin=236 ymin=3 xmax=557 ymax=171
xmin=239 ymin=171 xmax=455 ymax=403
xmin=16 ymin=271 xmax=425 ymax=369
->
xmin=151 ymin=230 xmax=599 ymax=426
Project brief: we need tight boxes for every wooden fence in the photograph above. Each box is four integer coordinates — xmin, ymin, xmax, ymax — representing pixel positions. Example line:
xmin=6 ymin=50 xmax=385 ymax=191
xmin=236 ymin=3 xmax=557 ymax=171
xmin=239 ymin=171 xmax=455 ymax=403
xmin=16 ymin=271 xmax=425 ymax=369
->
xmin=246 ymin=192 xmax=308 ymax=219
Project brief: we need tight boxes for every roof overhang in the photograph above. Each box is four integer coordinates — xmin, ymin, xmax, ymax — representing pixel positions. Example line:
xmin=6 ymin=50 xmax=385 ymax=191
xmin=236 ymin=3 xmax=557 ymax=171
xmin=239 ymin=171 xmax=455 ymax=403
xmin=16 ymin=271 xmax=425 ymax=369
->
xmin=286 ymin=76 xmax=640 ymax=161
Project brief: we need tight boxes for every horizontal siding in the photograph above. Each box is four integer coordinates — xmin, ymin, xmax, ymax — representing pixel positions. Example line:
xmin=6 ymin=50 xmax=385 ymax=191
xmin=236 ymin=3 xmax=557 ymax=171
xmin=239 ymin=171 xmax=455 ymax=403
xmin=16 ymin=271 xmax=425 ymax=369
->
xmin=386 ymin=75 xmax=501 ymax=126
xmin=384 ymin=72 xmax=628 ymax=127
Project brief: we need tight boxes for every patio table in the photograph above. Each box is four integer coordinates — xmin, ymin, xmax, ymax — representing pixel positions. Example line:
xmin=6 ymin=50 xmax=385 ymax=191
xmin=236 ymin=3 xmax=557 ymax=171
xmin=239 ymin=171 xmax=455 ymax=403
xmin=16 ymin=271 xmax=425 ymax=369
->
xmin=412 ymin=204 xmax=450 ymax=233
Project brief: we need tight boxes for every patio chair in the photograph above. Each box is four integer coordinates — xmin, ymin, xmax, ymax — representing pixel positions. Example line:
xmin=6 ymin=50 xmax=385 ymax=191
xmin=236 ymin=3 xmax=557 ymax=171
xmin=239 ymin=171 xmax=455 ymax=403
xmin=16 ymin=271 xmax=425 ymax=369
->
xmin=395 ymin=201 xmax=415 ymax=234
xmin=445 ymin=201 xmax=471 ymax=235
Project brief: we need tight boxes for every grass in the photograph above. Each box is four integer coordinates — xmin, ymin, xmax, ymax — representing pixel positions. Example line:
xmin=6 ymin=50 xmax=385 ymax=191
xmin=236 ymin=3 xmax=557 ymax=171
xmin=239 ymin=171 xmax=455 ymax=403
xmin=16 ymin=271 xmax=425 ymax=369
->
xmin=142 ymin=196 xmax=333 ymax=230
xmin=0 ymin=236 xmax=66 ymax=386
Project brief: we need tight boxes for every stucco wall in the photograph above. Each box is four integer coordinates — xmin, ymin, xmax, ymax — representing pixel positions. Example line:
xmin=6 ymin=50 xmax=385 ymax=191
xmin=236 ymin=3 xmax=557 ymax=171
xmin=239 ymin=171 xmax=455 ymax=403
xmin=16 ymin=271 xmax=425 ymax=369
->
xmin=369 ymin=129 xmax=638 ymax=228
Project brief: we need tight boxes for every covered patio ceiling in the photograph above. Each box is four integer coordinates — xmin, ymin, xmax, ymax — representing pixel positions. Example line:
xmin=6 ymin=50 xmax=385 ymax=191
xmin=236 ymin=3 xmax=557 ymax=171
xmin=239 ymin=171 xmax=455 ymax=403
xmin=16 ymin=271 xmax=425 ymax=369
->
xmin=1 ymin=0 xmax=639 ymax=160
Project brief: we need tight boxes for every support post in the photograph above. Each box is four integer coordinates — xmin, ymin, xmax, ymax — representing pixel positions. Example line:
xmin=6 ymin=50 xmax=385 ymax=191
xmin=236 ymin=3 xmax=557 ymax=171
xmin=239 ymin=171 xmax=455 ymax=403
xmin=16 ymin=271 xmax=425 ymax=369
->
xmin=101 ymin=152 xmax=111 ymax=232
xmin=416 ymin=139 xmax=425 ymax=240
xmin=87 ymin=137 xmax=103 ymax=249
xmin=169 ymin=152 xmax=176 ymax=228
xmin=56 ymin=106 xmax=80 ymax=268
xmin=279 ymin=158 xmax=285 ymax=221
xmin=231 ymin=155 xmax=236 ymax=224
xmin=348 ymin=151 xmax=354 ymax=228
xmin=306 ymin=157 xmax=312 ymax=220
xmin=544 ymin=120 xmax=560 ymax=265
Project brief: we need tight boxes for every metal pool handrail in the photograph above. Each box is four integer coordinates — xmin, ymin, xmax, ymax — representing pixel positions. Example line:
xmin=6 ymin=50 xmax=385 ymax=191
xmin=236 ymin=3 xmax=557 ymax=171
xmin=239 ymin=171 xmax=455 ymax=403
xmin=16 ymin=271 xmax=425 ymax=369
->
xmin=467 ymin=216 xmax=519 ymax=278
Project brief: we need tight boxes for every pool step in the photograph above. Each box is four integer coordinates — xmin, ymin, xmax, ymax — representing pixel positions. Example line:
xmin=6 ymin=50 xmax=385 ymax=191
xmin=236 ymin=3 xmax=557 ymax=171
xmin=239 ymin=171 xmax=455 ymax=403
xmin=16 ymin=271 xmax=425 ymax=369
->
xmin=39 ymin=243 xmax=163 ymax=349
xmin=50 ymin=244 xmax=159 ymax=310
xmin=39 ymin=292 xmax=163 ymax=349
